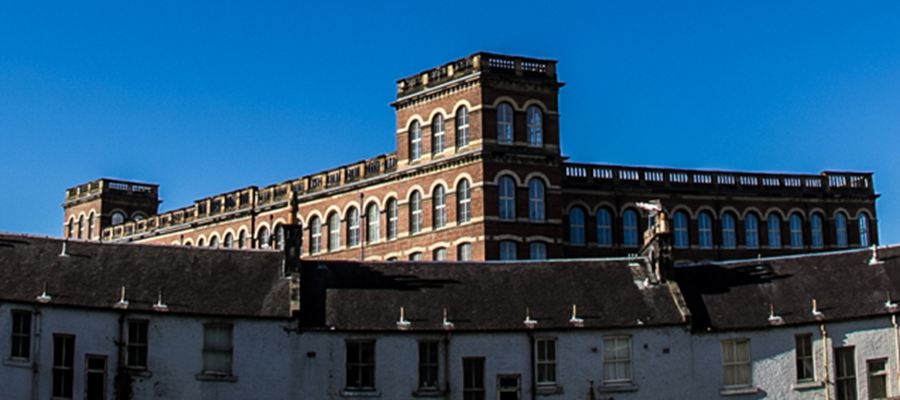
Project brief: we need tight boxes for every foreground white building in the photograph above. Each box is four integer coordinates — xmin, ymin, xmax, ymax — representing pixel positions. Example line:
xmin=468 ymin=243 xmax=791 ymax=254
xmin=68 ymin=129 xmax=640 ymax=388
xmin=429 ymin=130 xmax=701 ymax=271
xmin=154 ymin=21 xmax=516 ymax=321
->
xmin=0 ymin=233 xmax=898 ymax=399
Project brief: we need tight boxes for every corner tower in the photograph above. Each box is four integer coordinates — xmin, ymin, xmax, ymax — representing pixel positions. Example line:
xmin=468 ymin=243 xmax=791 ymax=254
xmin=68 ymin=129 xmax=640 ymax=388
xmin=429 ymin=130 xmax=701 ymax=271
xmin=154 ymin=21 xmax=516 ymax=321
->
xmin=62 ymin=179 xmax=160 ymax=240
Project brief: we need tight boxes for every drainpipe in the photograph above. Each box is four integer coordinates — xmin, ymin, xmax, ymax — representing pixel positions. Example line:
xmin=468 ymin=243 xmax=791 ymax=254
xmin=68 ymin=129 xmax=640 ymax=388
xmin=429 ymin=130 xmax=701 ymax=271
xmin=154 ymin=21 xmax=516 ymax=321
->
xmin=820 ymin=324 xmax=831 ymax=400
xmin=528 ymin=332 xmax=536 ymax=400
xmin=359 ymin=192 xmax=365 ymax=261
xmin=30 ymin=306 xmax=42 ymax=400
xmin=892 ymin=315 xmax=900 ymax=394
xmin=443 ymin=332 xmax=451 ymax=395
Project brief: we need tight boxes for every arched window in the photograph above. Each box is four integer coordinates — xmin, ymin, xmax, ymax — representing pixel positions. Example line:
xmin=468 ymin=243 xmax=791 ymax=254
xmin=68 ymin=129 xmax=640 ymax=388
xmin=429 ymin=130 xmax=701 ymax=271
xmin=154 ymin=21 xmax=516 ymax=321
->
xmin=810 ymin=213 xmax=824 ymax=249
xmin=431 ymin=114 xmax=444 ymax=155
xmin=721 ymin=213 xmax=736 ymax=249
xmin=432 ymin=248 xmax=447 ymax=261
xmin=87 ymin=212 xmax=95 ymax=239
xmin=409 ymin=121 xmax=422 ymax=160
xmin=858 ymin=213 xmax=870 ymax=247
xmin=77 ymin=215 xmax=84 ymax=239
xmin=745 ymin=213 xmax=759 ymax=249
xmin=309 ymin=217 xmax=322 ymax=254
xmin=569 ymin=208 xmax=586 ymax=246
xmin=457 ymin=179 xmax=471 ymax=224
xmin=328 ymin=212 xmax=341 ymax=251
xmin=622 ymin=209 xmax=639 ymax=247
xmin=111 ymin=211 xmax=126 ymax=226
xmin=499 ymin=241 xmax=517 ymax=261
xmin=223 ymin=233 xmax=234 ymax=249
xmin=457 ymin=243 xmax=472 ymax=261
xmin=258 ymin=227 xmax=270 ymax=249
xmin=526 ymin=105 xmax=543 ymax=147
xmin=789 ymin=213 xmax=804 ymax=249
xmin=275 ymin=225 xmax=286 ymax=250
xmin=596 ymin=208 xmax=613 ymax=247
xmin=432 ymin=186 xmax=446 ymax=229
xmin=366 ymin=203 xmax=380 ymax=244
xmin=197 ymin=238 xmax=205 ymax=247
xmin=767 ymin=214 xmax=782 ymax=249
xmin=498 ymin=176 xmax=516 ymax=221
xmin=530 ymin=242 xmax=547 ymax=260
xmin=238 ymin=230 xmax=247 ymax=249
xmin=673 ymin=211 xmax=689 ymax=249
xmin=698 ymin=212 xmax=713 ymax=249
xmin=456 ymin=107 xmax=469 ymax=148
xmin=497 ymin=103 xmax=514 ymax=144
xmin=209 ymin=235 xmax=219 ymax=248
xmin=409 ymin=191 xmax=422 ymax=234
xmin=409 ymin=252 xmax=423 ymax=261
xmin=528 ymin=178 xmax=545 ymax=222
xmin=386 ymin=199 xmax=398 ymax=240
xmin=66 ymin=218 xmax=74 ymax=238
xmin=346 ymin=208 xmax=360 ymax=247
xmin=835 ymin=212 xmax=848 ymax=247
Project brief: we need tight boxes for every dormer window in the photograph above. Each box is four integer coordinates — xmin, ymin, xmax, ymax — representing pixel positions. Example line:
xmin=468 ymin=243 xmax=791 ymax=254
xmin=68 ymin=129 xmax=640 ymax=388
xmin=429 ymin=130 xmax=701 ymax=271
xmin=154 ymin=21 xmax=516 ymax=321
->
xmin=497 ymin=103 xmax=514 ymax=144
xmin=527 ymin=106 xmax=543 ymax=147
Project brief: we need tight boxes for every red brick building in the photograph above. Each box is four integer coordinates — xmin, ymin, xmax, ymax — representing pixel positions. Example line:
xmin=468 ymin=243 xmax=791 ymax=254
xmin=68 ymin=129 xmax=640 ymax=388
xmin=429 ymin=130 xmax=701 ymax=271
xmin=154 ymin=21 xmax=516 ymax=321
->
xmin=62 ymin=52 xmax=879 ymax=262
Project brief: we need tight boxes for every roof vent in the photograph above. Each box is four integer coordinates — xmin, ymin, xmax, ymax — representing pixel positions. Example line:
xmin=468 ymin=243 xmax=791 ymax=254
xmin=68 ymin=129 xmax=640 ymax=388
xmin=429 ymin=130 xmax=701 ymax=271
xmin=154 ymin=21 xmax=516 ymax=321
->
xmin=114 ymin=286 xmax=129 ymax=309
xmin=767 ymin=303 xmax=784 ymax=325
xmin=811 ymin=299 xmax=824 ymax=321
xmin=153 ymin=290 xmax=169 ymax=312
xmin=569 ymin=304 xmax=584 ymax=328
xmin=868 ymin=245 xmax=884 ymax=266
xmin=523 ymin=307 xmax=538 ymax=329
xmin=36 ymin=283 xmax=52 ymax=303
xmin=396 ymin=307 xmax=411 ymax=331
xmin=59 ymin=239 xmax=69 ymax=257
xmin=885 ymin=292 xmax=898 ymax=312
xmin=442 ymin=308 xmax=454 ymax=330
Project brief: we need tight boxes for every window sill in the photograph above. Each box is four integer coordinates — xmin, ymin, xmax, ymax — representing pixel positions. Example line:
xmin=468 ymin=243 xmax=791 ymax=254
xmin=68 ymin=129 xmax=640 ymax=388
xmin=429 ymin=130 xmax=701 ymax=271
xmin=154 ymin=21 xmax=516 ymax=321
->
xmin=792 ymin=381 xmax=824 ymax=391
xmin=598 ymin=382 xmax=638 ymax=393
xmin=719 ymin=386 xmax=758 ymax=396
xmin=536 ymin=384 xmax=564 ymax=395
xmin=195 ymin=373 xmax=238 ymax=382
xmin=341 ymin=389 xmax=380 ymax=397
xmin=3 ymin=358 xmax=31 ymax=369
xmin=124 ymin=367 xmax=152 ymax=378
xmin=411 ymin=389 xmax=444 ymax=397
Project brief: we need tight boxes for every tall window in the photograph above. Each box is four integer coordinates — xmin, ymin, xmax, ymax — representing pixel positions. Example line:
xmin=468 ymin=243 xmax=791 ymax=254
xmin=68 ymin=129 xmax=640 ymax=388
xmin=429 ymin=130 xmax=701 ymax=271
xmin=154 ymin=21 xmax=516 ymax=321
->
xmin=431 ymin=114 xmax=444 ymax=155
xmin=409 ymin=121 xmax=422 ymax=160
xmin=463 ymin=357 xmax=485 ymax=400
xmin=432 ymin=247 xmax=447 ymax=261
xmin=721 ymin=338 xmax=751 ymax=388
xmin=698 ymin=212 xmax=713 ymax=249
xmin=835 ymin=212 xmax=849 ymax=247
xmin=126 ymin=320 xmax=148 ymax=369
xmin=795 ymin=334 xmax=814 ymax=382
xmin=721 ymin=213 xmax=736 ymax=249
xmin=111 ymin=211 xmax=126 ymax=226
xmin=347 ymin=208 xmax=360 ymax=247
xmin=309 ymin=217 xmax=322 ymax=254
xmin=275 ymin=225 xmax=285 ymax=250
xmin=858 ymin=213 xmax=870 ymax=247
xmin=529 ymin=242 xmax=547 ymax=260
xmin=569 ymin=208 xmax=586 ymax=246
xmin=498 ymin=176 xmax=516 ymax=221
xmin=457 ymin=179 xmax=471 ymax=224
xmin=432 ymin=185 xmax=446 ymax=229
xmin=52 ymin=334 xmax=75 ymax=399
xmin=528 ymin=178 xmax=545 ymax=222
xmin=810 ymin=214 xmax=824 ymax=249
xmin=789 ymin=213 xmax=804 ymax=248
xmin=418 ymin=341 xmax=439 ymax=391
xmin=258 ymin=226 xmax=270 ymax=249
xmin=597 ymin=208 xmax=613 ymax=247
xmin=526 ymin=105 xmax=543 ymax=147
xmin=66 ymin=218 xmax=74 ymax=238
xmin=868 ymin=358 xmax=888 ymax=400
xmin=603 ymin=336 xmax=632 ymax=384
xmin=623 ymin=209 xmax=639 ymax=247
xmin=87 ymin=212 xmax=95 ymax=239
xmin=673 ymin=211 xmax=689 ymax=249
xmin=409 ymin=191 xmax=423 ymax=234
xmin=85 ymin=355 xmax=106 ymax=400
xmin=10 ymin=310 xmax=31 ymax=360
xmin=456 ymin=107 xmax=469 ymax=148
xmin=457 ymin=243 xmax=472 ymax=261
xmin=238 ymin=230 xmax=247 ymax=249
xmin=346 ymin=340 xmax=375 ymax=390
xmin=366 ymin=204 xmax=380 ymax=244
xmin=386 ymin=199 xmax=398 ymax=240
xmin=209 ymin=235 xmax=219 ymax=248
xmin=767 ymin=214 xmax=782 ymax=249
xmin=535 ymin=338 xmax=557 ymax=386
xmin=835 ymin=347 xmax=856 ymax=400
xmin=499 ymin=241 xmax=517 ymax=261
xmin=497 ymin=103 xmax=514 ymax=144
xmin=77 ymin=215 xmax=84 ymax=239
xmin=223 ymin=233 xmax=233 ymax=249
xmin=328 ymin=212 xmax=341 ymax=251
xmin=203 ymin=324 xmax=233 ymax=376
xmin=745 ymin=213 xmax=759 ymax=249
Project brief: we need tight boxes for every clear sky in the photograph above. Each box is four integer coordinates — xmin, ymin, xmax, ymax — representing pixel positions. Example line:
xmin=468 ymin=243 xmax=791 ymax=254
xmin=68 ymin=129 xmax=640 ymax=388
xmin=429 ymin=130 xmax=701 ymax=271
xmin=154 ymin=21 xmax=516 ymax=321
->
xmin=1 ymin=1 xmax=898 ymax=242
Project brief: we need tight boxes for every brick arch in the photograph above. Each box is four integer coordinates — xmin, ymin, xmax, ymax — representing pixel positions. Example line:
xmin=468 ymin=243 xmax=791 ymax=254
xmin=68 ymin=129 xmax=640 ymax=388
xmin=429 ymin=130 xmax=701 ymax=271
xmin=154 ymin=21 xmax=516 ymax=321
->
xmin=521 ymin=99 xmax=550 ymax=113
xmin=491 ymin=170 xmax=523 ymax=186
xmin=451 ymin=99 xmax=474 ymax=115
xmin=490 ymin=96 xmax=520 ymax=110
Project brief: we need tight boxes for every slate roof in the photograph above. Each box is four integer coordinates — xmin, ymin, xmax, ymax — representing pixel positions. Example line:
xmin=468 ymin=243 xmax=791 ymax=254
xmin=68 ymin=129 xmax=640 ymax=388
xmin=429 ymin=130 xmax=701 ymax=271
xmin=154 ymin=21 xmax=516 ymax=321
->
xmin=306 ymin=258 xmax=689 ymax=332
xmin=676 ymin=246 xmax=900 ymax=331
xmin=0 ymin=233 xmax=290 ymax=318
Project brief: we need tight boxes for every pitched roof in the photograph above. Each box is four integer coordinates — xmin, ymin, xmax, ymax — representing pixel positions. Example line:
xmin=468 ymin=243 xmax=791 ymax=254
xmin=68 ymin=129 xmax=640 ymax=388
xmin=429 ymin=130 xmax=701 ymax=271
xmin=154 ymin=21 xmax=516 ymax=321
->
xmin=0 ymin=233 xmax=290 ymax=318
xmin=305 ymin=258 xmax=688 ymax=332
xmin=676 ymin=246 xmax=900 ymax=331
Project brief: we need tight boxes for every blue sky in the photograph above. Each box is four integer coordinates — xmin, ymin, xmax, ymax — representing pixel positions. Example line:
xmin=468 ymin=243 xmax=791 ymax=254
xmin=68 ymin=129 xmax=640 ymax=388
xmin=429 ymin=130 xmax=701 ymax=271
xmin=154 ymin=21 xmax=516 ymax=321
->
xmin=1 ymin=1 xmax=898 ymax=242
